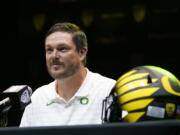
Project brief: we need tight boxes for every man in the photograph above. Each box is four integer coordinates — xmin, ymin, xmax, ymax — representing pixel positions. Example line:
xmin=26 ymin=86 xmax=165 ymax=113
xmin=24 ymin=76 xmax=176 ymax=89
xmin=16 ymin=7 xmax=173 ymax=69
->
xmin=20 ymin=22 xmax=116 ymax=127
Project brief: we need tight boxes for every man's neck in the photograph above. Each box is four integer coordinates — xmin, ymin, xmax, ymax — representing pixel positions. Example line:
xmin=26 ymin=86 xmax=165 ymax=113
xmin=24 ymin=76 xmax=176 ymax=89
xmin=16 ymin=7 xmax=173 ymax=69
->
xmin=56 ymin=67 xmax=87 ymax=101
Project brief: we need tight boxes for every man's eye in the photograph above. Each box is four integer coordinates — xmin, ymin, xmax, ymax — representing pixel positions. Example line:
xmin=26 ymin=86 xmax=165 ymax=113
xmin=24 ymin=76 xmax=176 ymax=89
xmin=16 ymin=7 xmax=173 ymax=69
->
xmin=46 ymin=48 xmax=52 ymax=53
xmin=59 ymin=48 xmax=68 ymax=52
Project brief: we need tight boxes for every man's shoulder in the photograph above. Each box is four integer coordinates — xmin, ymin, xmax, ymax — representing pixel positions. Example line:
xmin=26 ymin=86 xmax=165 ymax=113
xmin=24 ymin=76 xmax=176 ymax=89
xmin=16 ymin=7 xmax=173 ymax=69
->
xmin=88 ymin=70 xmax=116 ymax=91
xmin=89 ymin=70 xmax=116 ymax=83
xmin=87 ymin=70 xmax=116 ymax=96
xmin=31 ymin=81 xmax=55 ymax=100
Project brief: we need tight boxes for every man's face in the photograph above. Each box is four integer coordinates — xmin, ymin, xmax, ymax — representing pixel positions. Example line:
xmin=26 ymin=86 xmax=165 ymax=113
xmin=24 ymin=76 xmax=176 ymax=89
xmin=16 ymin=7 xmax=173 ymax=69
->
xmin=45 ymin=32 xmax=86 ymax=79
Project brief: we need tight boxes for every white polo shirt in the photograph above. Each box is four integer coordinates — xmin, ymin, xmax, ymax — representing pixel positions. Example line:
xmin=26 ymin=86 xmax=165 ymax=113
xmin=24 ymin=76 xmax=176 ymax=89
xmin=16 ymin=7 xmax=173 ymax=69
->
xmin=20 ymin=70 xmax=116 ymax=127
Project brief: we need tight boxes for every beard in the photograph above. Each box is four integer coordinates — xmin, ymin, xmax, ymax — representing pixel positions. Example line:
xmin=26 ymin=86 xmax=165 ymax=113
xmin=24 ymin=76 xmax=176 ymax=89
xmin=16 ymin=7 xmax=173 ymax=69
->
xmin=47 ymin=61 xmax=80 ymax=80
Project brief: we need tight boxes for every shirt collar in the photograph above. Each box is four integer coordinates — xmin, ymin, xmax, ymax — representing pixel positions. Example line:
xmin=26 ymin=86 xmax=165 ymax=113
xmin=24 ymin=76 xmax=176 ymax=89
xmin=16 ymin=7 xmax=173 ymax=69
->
xmin=73 ymin=68 xmax=90 ymax=98
xmin=48 ymin=68 xmax=91 ymax=102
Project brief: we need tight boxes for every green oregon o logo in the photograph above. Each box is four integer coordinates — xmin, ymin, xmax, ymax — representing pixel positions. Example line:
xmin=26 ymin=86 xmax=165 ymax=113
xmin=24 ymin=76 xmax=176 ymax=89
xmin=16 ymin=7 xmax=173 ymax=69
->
xmin=80 ymin=97 xmax=89 ymax=105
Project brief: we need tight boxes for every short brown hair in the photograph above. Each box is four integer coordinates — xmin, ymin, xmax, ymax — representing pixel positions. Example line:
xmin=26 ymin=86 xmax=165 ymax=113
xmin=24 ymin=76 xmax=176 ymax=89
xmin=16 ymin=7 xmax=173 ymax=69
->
xmin=45 ymin=22 xmax=88 ymax=52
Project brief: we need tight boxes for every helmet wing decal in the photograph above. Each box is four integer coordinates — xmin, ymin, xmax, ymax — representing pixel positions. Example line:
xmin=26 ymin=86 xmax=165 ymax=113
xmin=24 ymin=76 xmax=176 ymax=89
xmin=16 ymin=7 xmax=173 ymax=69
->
xmin=116 ymin=73 xmax=149 ymax=88
xmin=116 ymin=78 xmax=158 ymax=95
xmin=119 ymin=87 xmax=159 ymax=104
xmin=162 ymin=76 xmax=180 ymax=96
xmin=121 ymin=98 xmax=154 ymax=111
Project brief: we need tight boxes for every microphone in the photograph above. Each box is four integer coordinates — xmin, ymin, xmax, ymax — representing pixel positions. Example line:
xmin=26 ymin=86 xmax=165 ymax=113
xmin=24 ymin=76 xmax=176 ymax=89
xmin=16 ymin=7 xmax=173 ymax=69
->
xmin=1 ymin=85 xmax=32 ymax=110
xmin=0 ymin=97 xmax=12 ymax=127
xmin=0 ymin=85 xmax=32 ymax=127
xmin=0 ymin=97 xmax=11 ymax=110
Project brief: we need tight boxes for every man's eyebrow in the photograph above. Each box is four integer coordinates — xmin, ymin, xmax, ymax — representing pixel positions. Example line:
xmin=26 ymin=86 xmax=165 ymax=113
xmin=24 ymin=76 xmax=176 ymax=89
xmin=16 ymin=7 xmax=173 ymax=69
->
xmin=45 ymin=44 xmax=51 ymax=48
xmin=45 ymin=43 xmax=69 ymax=49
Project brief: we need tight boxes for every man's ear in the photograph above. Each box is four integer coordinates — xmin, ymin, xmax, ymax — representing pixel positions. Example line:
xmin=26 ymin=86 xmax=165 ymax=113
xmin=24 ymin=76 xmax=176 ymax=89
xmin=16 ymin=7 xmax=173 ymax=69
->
xmin=79 ymin=47 xmax=88 ymax=61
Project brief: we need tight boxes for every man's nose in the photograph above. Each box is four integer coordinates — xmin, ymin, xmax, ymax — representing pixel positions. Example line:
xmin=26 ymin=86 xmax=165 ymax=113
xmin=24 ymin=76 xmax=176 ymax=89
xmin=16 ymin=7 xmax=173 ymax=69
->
xmin=52 ymin=50 xmax=60 ymax=58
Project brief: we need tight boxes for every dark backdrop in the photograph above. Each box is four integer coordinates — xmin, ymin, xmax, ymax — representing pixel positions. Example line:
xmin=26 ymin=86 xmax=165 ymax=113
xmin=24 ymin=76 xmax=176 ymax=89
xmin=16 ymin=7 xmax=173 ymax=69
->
xmin=0 ymin=0 xmax=180 ymax=92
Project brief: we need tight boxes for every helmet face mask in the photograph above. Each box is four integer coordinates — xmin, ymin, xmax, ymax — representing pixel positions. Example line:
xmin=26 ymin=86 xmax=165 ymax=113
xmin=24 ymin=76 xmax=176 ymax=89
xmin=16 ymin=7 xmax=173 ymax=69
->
xmin=102 ymin=90 xmax=122 ymax=123
xmin=102 ymin=65 xmax=180 ymax=123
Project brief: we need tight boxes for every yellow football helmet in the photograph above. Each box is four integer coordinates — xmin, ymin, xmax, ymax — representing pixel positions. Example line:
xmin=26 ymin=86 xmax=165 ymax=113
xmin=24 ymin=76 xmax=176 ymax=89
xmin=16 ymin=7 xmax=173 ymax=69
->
xmin=102 ymin=65 xmax=180 ymax=123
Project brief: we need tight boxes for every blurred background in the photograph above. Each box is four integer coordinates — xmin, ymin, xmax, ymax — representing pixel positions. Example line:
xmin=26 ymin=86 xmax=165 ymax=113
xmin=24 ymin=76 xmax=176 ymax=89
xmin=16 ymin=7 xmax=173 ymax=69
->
xmin=1 ymin=0 xmax=180 ymax=92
